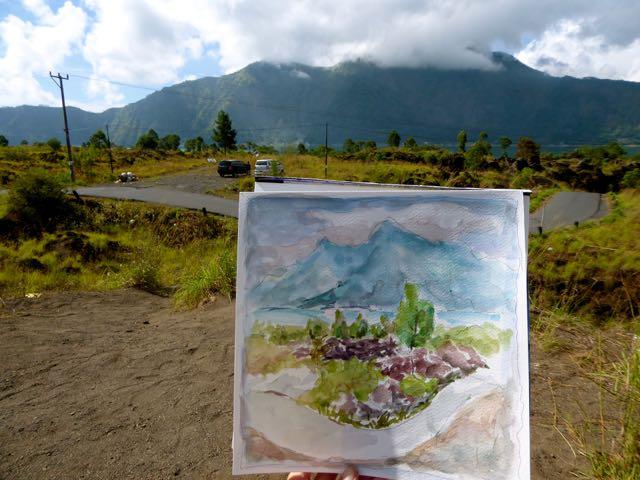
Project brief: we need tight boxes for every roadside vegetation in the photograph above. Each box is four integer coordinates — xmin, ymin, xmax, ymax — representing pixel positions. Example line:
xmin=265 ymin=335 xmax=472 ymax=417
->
xmin=0 ymin=143 xmax=208 ymax=187
xmin=0 ymin=170 xmax=236 ymax=309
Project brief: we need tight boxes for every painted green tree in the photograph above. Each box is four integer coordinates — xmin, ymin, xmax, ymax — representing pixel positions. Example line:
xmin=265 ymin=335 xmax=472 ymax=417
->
xmin=349 ymin=313 xmax=369 ymax=338
xmin=395 ymin=283 xmax=435 ymax=348
xmin=331 ymin=309 xmax=349 ymax=339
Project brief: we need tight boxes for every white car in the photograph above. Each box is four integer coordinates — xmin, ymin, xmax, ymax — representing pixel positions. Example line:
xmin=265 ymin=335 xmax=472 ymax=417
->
xmin=254 ymin=159 xmax=284 ymax=176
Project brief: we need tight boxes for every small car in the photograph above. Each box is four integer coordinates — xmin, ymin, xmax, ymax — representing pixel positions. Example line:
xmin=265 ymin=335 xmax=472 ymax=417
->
xmin=217 ymin=159 xmax=250 ymax=177
xmin=254 ymin=159 xmax=284 ymax=176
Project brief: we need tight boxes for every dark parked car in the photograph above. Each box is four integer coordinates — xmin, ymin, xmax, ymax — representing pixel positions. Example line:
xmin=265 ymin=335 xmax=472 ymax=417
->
xmin=217 ymin=159 xmax=250 ymax=177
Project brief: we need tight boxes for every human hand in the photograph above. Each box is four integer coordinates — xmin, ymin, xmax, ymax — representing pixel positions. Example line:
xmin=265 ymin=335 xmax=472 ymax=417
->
xmin=288 ymin=466 xmax=386 ymax=480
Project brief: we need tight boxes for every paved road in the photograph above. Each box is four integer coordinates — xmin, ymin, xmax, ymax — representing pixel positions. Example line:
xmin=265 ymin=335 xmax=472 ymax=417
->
xmin=529 ymin=191 xmax=608 ymax=234
xmin=74 ymin=186 xmax=239 ymax=217
xmin=71 ymin=184 xmax=608 ymax=228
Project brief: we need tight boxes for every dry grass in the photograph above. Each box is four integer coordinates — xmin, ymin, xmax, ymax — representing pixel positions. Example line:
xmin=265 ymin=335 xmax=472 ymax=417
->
xmin=0 ymin=145 xmax=208 ymax=187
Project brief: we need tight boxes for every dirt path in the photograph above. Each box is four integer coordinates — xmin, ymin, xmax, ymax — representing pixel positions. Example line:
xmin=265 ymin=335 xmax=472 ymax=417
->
xmin=0 ymin=290 xmax=620 ymax=479
xmin=0 ymin=290 xmax=275 ymax=480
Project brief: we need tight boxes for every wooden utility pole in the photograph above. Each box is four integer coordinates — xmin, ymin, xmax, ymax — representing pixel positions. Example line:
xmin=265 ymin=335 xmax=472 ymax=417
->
xmin=105 ymin=124 xmax=114 ymax=175
xmin=49 ymin=72 xmax=75 ymax=182
xmin=324 ymin=122 xmax=328 ymax=179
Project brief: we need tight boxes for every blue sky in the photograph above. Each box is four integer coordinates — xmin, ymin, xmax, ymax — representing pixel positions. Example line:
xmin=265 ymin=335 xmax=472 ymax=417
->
xmin=1 ymin=0 xmax=639 ymax=112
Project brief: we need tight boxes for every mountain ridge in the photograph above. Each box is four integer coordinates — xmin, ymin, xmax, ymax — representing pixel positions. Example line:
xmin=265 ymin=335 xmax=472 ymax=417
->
xmin=250 ymin=219 xmax=516 ymax=313
xmin=2 ymin=52 xmax=640 ymax=146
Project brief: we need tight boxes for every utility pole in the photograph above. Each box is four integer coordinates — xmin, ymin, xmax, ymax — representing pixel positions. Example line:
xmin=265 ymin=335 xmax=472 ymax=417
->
xmin=105 ymin=124 xmax=114 ymax=175
xmin=49 ymin=72 xmax=75 ymax=182
xmin=324 ymin=122 xmax=328 ymax=179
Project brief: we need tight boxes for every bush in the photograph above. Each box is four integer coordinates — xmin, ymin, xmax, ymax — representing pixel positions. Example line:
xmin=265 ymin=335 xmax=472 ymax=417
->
xmin=622 ymin=169 xmax=640 ymax=189
xmin=7 ymin=169 xmax=74 ymax=234
xmin=128 ymin=246 xmax=162 ymax=293
xmin=47 ymin=138 xmax=62 ymax=152
xmin=172 ymin=246 xmax=236 ymax=309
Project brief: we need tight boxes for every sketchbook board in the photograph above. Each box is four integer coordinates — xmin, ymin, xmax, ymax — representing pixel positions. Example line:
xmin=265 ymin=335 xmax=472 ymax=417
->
xmin=234 ymin=187 xmax=530 ymax=480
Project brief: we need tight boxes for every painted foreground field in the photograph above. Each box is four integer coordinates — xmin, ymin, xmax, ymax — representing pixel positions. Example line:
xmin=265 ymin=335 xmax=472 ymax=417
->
xmin=0 ymin=290 xmax=627 ymax=479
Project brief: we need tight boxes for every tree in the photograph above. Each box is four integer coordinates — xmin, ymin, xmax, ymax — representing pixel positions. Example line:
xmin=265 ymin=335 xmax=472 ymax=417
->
xmin=387 ymin=130 xmax=401 ymax=148
xmin=349 ymin=313 xmax=369 ymax=339
xmin=212 ymin=110 xmax=237 ymax=153
xmin=380 ymin=314 xmax=394 ymax=334
xmin=297 ymin=143 xmax=307 ymax=154
xmin=306 ymin=318 xmax=328 ymax=339
xmin=365 ymin=140 xmax=377 ymax=150
xmin=136 ymin=129 xmax=159 ymax=149
xmin=47 ymin=137 xmax=62 ymax=151
xmin=331 ymin=310 xmax=349 ymax=339
xmin=456 ymin=130 xmax=467 ymax=153
xmin=343 ymin=138 xmax=357 ymax=153
xmin=159 ymin=133 xmax=180 ymax=150
xmin=20 ymin=139 xmax=28 ymax=145
xmin=87 ymin=129 xmax=108 ymax=149
xmin=0 ymin=135 xmax=8 ymax=147
xmin=185 ymin=136 xmax=205 ymax=152
xmin=404 ymin=137 xmax=417 ymax=149
xmin=499 ymin=136 xmax=512 ymax=157
xmin=515 ymin=137 xmax=540 ymax=166
xmin=395 ymin=283 xmax=435 ymax=348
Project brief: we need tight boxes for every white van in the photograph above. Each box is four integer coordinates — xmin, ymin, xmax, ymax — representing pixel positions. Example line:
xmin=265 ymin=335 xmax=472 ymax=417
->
xmin=254 ymin=159 xmax=284 ymax=176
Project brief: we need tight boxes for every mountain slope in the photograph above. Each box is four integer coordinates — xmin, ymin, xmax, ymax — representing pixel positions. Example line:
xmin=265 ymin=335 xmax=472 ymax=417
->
xmin=2 ymin=53 xmax=640 ymax=146
xmin=250 ymin=220 xmax=516 ymax=313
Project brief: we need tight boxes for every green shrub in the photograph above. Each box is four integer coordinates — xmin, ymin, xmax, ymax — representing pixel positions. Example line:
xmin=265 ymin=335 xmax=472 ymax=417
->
xmin=172 ymin=246 xmax=236 ymax=309
xmin=7 ymin=169 xmax=74 ymax=234
xmin=128 ymin=246 xmax=162 ymax=293
xmin=622 ymin=170 xmax=640 ymax=189
xmin=47 ymin=138 xmax=62 ymax=151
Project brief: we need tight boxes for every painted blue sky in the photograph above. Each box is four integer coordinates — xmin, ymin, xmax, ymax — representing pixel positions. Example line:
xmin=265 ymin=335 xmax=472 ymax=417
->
xmin=1 ymin=1 xmax=640 ymax=112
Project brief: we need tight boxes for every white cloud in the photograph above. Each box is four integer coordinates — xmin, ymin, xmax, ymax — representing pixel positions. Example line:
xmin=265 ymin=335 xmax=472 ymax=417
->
xmin=2 ymin=0 xmax=640 ymax=110
xmin=516 ymin=19 xmax=640 ymax=81
xmin=81 ymin=0 xmax=213 ymax=85
xmin=0 ymin=0 xmax=87 ymax=106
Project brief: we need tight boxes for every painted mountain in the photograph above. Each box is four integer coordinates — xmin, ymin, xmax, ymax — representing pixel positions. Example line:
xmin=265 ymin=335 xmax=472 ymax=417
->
xmin=2 ymin=52 xmax=640 ymax=146
xmin=250 ymin=220 xmax=516 ymax=314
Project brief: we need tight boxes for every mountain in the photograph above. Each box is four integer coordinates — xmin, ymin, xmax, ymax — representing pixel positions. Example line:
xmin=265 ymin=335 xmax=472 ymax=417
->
xmin=250 ymin=220 xmax=516 ymax=313
xmin=2 ymin=52 xmax=640 ymax=146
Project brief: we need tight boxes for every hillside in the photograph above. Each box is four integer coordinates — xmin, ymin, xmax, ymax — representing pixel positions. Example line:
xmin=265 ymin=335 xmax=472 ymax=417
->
xmin=2 ymin=52 xmax=640 ymax=146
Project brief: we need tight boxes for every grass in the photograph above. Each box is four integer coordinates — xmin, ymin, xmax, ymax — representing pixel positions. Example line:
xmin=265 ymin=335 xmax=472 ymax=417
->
xmin=208 ymin=175 xmax=254 ymax=199
xmin=585 ymin=344 xmax=640 ymax=479
xmin=528 ymin=190 xmax=640 ymax=322
xmin=0 ymin=145 xmax=209 ymax=187
xmin=172 ymin=243 xmax=236 ymax=309
xmin=528 ymin=188 xmax=639 ymax=477
xmin=0 ymin=198 xmax=238 ymax=304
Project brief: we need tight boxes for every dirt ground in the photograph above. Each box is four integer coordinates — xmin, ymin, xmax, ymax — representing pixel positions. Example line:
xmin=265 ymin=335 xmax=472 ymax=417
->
xmin=0 ymin=290 xmax=621 ymax=479
xmin=126 ymin=166 xmax=240 ymax=194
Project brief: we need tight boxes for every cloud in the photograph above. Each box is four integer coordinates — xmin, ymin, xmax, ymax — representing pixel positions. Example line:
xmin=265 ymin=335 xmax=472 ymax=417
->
xmin=244 ymin=194 xmax=519 ymax=285
xmin=516 ymin=19 xmax=640 ymax=81
xmin=2 ymin=0 xmax=640 ymax=110
xmin=0 ymin=0 xmax=87 ymax=106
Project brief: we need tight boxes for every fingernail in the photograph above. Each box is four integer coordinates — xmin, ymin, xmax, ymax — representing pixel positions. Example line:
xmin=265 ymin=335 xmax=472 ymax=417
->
xmin=338 ymin=466 xmax=358 ymax=480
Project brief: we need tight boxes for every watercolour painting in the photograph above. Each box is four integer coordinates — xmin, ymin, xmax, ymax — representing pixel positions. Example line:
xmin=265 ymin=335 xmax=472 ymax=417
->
xmin=233 ymin=191 xmax=529 ymax=480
